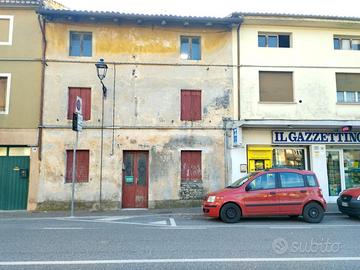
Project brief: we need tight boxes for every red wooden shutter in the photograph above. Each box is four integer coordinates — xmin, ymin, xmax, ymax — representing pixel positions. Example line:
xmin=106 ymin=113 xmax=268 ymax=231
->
xmin=66 ymin=150 xmax=89 ymax=183
xmin=181 ymin=90 xmax=191 ymax=120
xmin=181 ymin=151 xmax=202 ymax=181
xmin=81 ymin=88 xmax=91 ymax=120
xmin=68 ymin=88 xmax=80 ymax=119
xmin=68 ymin=87 xmax=91 ymax=120
xmin=191 ymin=90 xmax=201 ymax=120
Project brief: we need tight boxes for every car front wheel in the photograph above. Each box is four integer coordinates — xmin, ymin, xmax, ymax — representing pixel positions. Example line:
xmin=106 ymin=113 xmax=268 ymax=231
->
xmin=220 ymin=203 xmax=241 ymax=223
xmin=303 ymin=202 xmax=324 ymax=223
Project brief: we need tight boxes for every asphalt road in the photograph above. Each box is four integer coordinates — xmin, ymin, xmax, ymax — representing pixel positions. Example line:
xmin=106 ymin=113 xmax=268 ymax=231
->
xmin=0 ymin=210 xmax=359 ymax=270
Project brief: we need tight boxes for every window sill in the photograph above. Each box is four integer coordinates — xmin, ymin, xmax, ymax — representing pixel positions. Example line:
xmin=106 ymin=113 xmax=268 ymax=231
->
xmin=336 ymin=102 xmax=360 ymax=105
xmin=258 ymin=101 xmax=297 ymax=104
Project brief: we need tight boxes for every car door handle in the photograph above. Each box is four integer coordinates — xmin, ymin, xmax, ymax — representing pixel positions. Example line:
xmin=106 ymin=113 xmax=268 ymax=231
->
xmin=269 ymin=192 xmax=276 ymax=195
xmin=300 ymin=190 xmax=307 ymax=193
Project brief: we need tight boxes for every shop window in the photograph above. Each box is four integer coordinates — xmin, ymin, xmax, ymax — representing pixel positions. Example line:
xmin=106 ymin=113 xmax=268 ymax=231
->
xmin=66 ymin=150 xmax=90 ymax=183
xmin=343 ymin=150 xmax=360 ymax=189
xmin=327 ymin=150 xmax=342 ymax=196
xmin=180 ymin=36 xmax=201 ymax=60
xmin=181 ymin=90 xmax=201 ymax=121
xmin=181 ymin=151 xmax=202 ymax=181
xmin=0 ymin=16 xmax=13 ymax=45
xmin=279 ymin=172 xmax=305 ymax=188
xmin=69 ymin=31 xmax=92 ymax=57
xmin=258 ymin=33 xmax=291 ymax=48
xmin=8 ymin=147 xmax=30 ymax=156
xmin=259 ymin=71 xmax=293 ymax=102
xmin=334 ymin=36 xmax=360 ymax=50
xmin=273 ymin=148 xmax=305 ymax=169
xmin=0 ymin=147 xmax=7 ymax=156
xmin=336 ymin=73 xmax=360 ymax=103
xmin=247 ymin=173 xmax=276 ymax=190
xmin=0 ymin=75 xmax=11 ymax=114
xmin=68 ymin=87 xmax=91 ymax=120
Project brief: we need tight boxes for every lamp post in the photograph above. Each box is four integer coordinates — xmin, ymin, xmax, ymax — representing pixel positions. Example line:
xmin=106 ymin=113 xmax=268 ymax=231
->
xmin=95 ymin=59 xmax=108 ymax=210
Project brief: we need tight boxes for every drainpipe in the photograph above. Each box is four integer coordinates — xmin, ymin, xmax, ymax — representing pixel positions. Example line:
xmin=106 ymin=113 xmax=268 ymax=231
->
xmin=235 ymin=17 xmax=243 ymax=121
xmin=38 ymin=14 xmax=47 ymax=160
xmin=223 ymin=117 xmax=231 ymax=187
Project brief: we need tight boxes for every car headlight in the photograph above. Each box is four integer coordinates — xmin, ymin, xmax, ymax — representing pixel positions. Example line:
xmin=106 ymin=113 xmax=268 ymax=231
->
xmin=357 ymin=195 xmax=360 ymax=201
xmin=207 ymin=196 xmax=216 ymax=203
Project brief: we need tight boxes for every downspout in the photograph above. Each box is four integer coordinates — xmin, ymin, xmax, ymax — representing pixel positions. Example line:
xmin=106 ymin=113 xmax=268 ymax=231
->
xmin=236 ymin=18 xmax=243 ymax=121
xmin=38 ymin=14 xmax=47 ymax=161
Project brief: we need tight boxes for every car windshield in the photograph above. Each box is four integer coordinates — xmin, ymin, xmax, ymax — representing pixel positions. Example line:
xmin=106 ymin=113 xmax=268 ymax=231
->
xmin=227 ymin=172 xmax=259 ymax=188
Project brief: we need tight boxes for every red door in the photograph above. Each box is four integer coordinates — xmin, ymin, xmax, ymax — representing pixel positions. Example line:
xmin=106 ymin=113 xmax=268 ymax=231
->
xmin=242 ymin=172 xmax=280 ymax=216
xmin=122 ymin=151 xmax=149 ymax=208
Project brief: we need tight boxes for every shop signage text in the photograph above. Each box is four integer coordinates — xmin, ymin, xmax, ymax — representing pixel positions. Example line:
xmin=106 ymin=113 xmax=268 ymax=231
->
xmin=273 ymin=131 xmax=360 ymax=144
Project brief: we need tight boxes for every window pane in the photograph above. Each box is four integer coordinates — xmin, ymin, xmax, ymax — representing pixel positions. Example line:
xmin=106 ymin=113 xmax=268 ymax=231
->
xmin=352 ymin=39 xmax=360 ymax=50
xmin=346 ymin=91 xmax=356 ymax=102
xmin=9 ymin=147 xmax=30 ymax=156
xmin=191 ymin=37 xmax=201 ymax=60
xmin=258 ymin=35 xmax=266 ymax=47
xmin=0 ymin=147 xmax=7 ymax=156
xmin=341 ymin=39 xmax=351 ymax=50
xmin=137 ymin=153 xmax=147 ymax=186
xmin=180 ymin=37 xmax=189 ymax=59
xmin=248 ymin=173 xmax=276 ymax=190
xmin=0 ymin=77 xmax=7 ymax=112
xmin=307 ymin=175 xmax=318 ymax=187
xmin=337 ymin=91 xmax=345 ymax=103
xmin=278 ymin=35 xmax=290 ymax=48
xmin=280 ymin=172 xmax=305 ymax=188
xmin=0 ymin=18 xmax=10 ymax=43
xmin=273 ymin=148 xmax=305 ymax=169
xmin=82 ymin=33 xmax=92 ymax=56
xmin=334 ymin=38 xmax=340 ymax=49
xmin=268 ymin=36 xmax=278 ymax=47
xmin=70 ymin=33 xmax=81 ymax=56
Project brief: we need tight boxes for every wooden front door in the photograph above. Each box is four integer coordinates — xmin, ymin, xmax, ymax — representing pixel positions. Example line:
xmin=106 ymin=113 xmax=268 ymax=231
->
xmin=122 ymin=151 xmax=149 ymax=208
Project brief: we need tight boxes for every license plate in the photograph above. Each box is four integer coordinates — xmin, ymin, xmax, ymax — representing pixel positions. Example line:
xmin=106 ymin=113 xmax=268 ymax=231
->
xmin=342 ymin=202 xmax=349 ymax=207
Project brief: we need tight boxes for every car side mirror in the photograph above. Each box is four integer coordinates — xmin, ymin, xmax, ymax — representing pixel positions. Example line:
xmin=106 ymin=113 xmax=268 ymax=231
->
xmin=245 ymin=185 xmax=251 ymax=192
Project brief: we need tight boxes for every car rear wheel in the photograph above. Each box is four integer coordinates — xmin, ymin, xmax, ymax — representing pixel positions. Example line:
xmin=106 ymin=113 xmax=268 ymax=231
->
xmin=220 ymin=203 xmax=241 ymax=223
xmin=303 ymin=202 xmax=324 ymax=223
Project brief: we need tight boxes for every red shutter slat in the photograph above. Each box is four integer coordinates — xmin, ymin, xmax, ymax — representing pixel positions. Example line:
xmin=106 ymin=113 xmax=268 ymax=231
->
xmin=66 ymin=150 xmax=89 ymax=183
xmin=68 ymin=88 xmax=80 ymax=119
xmin=181 ymin=90 xmax=192 ymax=121
xmin=191 ymin=90 xmax=201 ymax=121
xmin=81 ymin=88 xmax=91 ymax=120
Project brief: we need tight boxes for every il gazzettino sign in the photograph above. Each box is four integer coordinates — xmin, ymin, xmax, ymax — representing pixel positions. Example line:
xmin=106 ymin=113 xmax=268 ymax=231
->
xmin=273 ymin=131 xmax=360 ymax=144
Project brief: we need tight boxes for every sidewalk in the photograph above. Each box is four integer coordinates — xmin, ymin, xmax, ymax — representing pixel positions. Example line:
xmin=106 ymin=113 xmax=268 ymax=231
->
xmin=0 ymin=203 xmax=341 ymax=219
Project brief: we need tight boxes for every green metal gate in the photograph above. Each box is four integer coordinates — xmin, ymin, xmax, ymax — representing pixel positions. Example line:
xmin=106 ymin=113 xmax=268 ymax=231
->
xmin=0 ymin=156 xmax=30 ymax=210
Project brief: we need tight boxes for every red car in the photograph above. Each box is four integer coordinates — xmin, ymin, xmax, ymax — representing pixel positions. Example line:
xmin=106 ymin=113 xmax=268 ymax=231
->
xmin=337 ymin=187 xmax=360 ymax=218
xmin=203 ymin=168 xmax=327 ymax=223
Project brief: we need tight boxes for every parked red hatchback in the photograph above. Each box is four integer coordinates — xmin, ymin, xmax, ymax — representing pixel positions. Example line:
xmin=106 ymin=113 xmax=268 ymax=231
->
xmin=203 ymin=168 xmax=327 ymax=223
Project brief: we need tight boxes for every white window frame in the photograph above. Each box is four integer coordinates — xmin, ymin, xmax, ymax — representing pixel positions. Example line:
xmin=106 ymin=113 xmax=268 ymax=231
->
xmin=0 ymin=73 xmax=11 ymax=114
xmin=334 ymin=36 xmax=360 ymax=50
xmin=0 ymin=15 xmax=14 ymax=46
xmin=258 ymin=32 xmax=292 ymax=48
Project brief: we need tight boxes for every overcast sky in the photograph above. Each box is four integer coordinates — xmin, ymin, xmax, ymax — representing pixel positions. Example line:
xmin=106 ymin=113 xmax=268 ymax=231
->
xmin=58 ymin=0 xmax=360 ymax=18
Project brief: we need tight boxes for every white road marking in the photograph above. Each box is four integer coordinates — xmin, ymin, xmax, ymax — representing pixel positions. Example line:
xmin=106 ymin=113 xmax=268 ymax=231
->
xmin=269 ymin=226 xmax=312 ymax=229
xmin=1 ymin=257 xmax=360 ymax=266
xmin=41 ymin=227 xmax=88 ymax=230
xmin=97 ymin=216 xmax=132 ymax=221
xmin=149 ymin=220 xmax=168 ymax=225
xmin=169 ymin=218 xmax=177 ymax=227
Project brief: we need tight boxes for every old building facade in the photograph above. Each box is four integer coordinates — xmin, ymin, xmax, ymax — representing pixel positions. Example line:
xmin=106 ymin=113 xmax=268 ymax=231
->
xmin=0 ymin=0 xmax=64 ymax=210
xmin=230 ymin=13 xmax=360 ymax=202
xmin=36 ymin=9 xmax=241 ymax=209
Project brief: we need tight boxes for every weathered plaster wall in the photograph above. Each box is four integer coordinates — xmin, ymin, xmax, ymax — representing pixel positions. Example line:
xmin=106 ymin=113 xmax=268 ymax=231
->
xmin=239 ymin=24 xmax=360 ymax=120
xmin=46 ymin=23 xmax=233 ymax=65
xmin=39 ymin=129 xmax=225 ymax=207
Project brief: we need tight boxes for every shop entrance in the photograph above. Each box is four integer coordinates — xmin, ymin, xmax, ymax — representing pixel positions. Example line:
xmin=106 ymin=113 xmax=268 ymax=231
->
xmin=327 ymin=149 xmax=360 ymax=197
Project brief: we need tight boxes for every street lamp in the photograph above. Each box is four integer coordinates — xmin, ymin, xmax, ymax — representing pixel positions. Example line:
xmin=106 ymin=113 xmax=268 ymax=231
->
xmin=95 ymin=59 xmax=108 ymax=210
